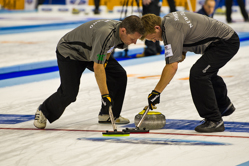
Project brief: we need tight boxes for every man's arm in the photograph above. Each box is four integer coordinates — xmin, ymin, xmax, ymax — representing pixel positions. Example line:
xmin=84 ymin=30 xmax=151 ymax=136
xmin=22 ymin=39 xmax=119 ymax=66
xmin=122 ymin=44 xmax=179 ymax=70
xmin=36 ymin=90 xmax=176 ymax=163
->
xmin=106 ymin=53 xmax=111 ymax=60
xmin=94 ymin=53 xmax=112 ymax=94
xmin=154 ymin=62 xmax=178 ymax=93
xmin=94 ymin=62 xmax=109 ymax=95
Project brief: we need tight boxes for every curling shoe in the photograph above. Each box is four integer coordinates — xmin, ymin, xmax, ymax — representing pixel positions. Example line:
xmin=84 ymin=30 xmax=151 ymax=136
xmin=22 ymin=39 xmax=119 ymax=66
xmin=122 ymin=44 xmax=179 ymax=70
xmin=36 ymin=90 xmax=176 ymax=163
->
xmin=195 ymin=119 xmax=225 ymax=133
xmin=220 ymin=103 xmax=235 ymax=117
xmin=98 ymin=114 xmax=130 ymax=124
xmin=34 ymin=105 xmax=47 ymax=129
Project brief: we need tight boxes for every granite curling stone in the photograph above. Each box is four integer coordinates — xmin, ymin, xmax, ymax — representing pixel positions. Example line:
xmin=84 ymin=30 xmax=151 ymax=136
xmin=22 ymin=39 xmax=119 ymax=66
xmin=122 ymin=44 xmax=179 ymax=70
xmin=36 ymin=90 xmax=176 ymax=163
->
xmin=134 ymin=107 xmax=166 ymax=130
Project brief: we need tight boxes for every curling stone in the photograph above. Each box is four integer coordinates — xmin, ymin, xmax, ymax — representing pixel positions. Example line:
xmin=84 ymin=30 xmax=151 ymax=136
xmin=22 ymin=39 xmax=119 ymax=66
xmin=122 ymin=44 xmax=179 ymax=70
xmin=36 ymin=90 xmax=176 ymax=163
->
xmin=134 ymin=107 xmax=166 ymax=130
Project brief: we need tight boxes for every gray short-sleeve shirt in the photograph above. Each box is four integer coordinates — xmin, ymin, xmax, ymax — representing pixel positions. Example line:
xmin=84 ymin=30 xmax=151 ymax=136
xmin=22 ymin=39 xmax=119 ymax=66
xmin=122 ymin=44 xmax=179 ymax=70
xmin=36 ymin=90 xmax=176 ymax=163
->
xmin=57 ymin=19 xmax=127 ymax=64
xmin=162 ymin=11 xmax=235 ymax=64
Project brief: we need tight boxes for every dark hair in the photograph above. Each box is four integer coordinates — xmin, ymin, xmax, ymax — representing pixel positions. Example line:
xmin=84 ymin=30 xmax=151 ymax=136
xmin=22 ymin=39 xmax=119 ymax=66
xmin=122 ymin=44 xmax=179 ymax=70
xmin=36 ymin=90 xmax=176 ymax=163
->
xmin=120 ymin=15 xmax=145 ymax=35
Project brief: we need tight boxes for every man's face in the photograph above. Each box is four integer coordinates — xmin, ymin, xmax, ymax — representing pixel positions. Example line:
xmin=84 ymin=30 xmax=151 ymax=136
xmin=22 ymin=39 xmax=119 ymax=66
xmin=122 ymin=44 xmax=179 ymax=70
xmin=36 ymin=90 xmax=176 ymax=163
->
xmin=144 ymin=26 xmax=162 ymax=42
xmin=204 ymin=0 xmax=215 ymax=16
xmin=120 ymin=28 xmax=142 ymax=45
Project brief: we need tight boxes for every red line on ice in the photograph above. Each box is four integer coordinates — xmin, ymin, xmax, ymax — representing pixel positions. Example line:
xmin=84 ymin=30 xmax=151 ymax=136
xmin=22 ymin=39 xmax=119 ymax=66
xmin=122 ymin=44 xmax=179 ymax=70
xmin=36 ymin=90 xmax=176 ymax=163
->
xmin=1 ymin=127 xmax=249 ymax=139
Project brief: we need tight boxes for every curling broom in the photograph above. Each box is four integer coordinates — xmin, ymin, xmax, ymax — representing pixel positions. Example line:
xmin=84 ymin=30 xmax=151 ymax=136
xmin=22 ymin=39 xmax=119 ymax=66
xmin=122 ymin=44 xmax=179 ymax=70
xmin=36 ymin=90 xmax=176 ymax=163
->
xmin=102 ymin=106 xmax=130 ymax=136
xmin=123 ymin=106 xmax=150 ymax=133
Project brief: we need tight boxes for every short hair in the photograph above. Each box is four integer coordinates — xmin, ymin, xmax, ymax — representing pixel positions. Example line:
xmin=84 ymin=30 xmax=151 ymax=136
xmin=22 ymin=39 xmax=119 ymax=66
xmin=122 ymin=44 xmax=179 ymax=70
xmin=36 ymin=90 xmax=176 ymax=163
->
xmin=120 ymin=15 xmax=145 ymax=35
xmin=204 ymin=0 xmax=215 ymax=5
xmin=140 ymin=14 xmax=162 ymax=40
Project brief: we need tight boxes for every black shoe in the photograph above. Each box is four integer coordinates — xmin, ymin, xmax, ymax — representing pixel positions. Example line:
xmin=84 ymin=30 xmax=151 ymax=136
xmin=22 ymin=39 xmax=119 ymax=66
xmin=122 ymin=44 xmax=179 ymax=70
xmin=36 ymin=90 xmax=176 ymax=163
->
xmin=227 ymin=19 xmax=232 ymax=23
xmin=195 ymin=119 xmax=225 ymax=133
xmin=94 ymin=9 xmax=100 ymax=14
xmin=220 ymin=103 xmax=235 ymax=116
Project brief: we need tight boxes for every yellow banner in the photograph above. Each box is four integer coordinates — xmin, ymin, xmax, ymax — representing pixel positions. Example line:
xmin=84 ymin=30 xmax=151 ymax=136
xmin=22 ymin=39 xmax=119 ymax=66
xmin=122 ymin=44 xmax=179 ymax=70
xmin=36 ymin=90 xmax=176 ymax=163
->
xmin=0 ymin=0 xmax=25 ymax=10
xmin=88 ymin=0 xmax=196 ymax=11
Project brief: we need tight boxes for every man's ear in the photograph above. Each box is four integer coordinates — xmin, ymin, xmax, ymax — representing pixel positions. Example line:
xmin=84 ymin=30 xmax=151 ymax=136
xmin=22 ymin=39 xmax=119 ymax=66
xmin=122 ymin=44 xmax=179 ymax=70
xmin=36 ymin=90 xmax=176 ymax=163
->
xmin=155 ymin=26 xmax=161 ymax=30
xmin=120 ymin=27 xmax=127 ymax=34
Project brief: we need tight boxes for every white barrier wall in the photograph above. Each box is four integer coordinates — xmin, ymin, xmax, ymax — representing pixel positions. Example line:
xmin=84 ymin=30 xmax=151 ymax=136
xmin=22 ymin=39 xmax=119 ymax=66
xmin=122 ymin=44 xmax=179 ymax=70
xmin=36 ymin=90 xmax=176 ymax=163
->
xmin=38 ymin=5 xmax=107 ymax=14
xmin=112 ymin=6 xmax=184 ymax=16
xmin=113 ymin=6 xmax=142 ymax=16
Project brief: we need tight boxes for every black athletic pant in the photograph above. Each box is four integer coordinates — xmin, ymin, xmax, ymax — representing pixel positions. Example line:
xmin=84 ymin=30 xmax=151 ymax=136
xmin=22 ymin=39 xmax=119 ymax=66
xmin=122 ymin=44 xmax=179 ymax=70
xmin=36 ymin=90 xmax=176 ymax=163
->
xmin=94 ymin=0 xmax=100 ymax=10
xmin=189 ymin=32 xmax=240 ymax=122
xmin=41 ymin=52 xmax=127 ymax=123
xmin=167 ymin=0 xmax=177 ymax=13
xmin=225 ymin=0 xmax=249 ymax=22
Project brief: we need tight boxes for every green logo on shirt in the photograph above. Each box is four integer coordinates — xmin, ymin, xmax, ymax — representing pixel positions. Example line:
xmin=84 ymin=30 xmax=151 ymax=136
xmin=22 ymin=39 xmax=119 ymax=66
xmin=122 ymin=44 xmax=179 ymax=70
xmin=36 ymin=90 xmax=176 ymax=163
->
xmin=97 ymin=54 xmax=105 ymax=62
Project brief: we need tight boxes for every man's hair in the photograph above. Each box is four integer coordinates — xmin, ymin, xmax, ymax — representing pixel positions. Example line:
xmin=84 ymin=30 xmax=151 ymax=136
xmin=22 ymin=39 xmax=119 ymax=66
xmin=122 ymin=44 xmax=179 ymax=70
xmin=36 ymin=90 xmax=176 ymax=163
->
xmin=140 ymin=14 xmax=162 ymax=40
xmin=120 ymin=15 xmax=145 ymax=35
xmin=204 ymin=0 xmax=215 ymax=5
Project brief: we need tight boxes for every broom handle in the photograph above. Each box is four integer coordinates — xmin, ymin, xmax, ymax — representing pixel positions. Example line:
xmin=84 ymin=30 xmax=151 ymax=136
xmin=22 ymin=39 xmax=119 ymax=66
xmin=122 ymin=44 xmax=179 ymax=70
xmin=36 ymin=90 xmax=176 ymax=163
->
xmin=136 ymin=106 xmax=150 ymax=128
xmin=109 ymin=106 xmax=117 ymax=131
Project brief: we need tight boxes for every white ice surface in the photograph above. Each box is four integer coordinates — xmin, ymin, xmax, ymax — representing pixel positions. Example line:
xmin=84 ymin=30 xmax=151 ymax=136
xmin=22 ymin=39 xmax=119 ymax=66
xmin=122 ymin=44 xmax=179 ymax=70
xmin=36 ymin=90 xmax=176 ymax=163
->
xmin=0 ymin=11 xmax=249 ymax=166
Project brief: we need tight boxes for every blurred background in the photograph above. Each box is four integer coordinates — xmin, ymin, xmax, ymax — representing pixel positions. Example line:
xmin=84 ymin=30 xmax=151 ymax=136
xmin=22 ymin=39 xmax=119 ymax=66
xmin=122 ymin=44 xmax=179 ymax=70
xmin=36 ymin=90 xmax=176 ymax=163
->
xmin=0 ymin=0 xmax=248 ymax=17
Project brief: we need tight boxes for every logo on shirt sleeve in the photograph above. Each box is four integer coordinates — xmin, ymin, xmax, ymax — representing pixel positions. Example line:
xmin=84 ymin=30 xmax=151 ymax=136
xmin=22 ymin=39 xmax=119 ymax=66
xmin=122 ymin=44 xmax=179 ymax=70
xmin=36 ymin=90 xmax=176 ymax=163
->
xmin=97 ymin=54 xmax=105 ymax=62
xmin=164 ymin=44 xmax=173 ymax=58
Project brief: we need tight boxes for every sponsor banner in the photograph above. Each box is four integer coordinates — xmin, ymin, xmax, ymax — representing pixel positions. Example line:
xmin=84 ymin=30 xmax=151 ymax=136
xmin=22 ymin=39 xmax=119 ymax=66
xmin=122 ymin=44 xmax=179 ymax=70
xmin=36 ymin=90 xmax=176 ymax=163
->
xmin=25 ymin=0 xmax=37 ymax=10
xmin=66 ymin=0 xmax=88 ymax=6
xmin=38 ymin=5 xmax=106 ymax=13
